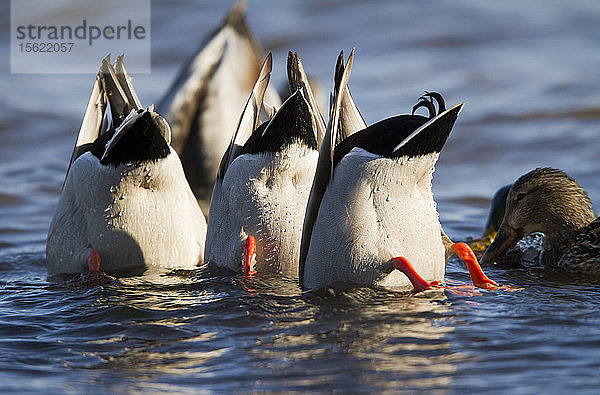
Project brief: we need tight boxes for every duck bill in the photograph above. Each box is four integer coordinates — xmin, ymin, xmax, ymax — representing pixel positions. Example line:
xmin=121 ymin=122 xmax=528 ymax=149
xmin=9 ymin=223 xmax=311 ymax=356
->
xmin=480 ymin=224 xmax=523 ymax=266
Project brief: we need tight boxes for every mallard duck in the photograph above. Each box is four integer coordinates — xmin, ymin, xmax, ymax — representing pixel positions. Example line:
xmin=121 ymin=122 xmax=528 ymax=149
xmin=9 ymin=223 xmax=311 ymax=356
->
xmin=204 ymin=52 xmax=324 ymax=276
xmin=469 ymin=182 xmax=545 ymax=266
xmin=46 ymin=55 xmax=207 ymax=276
xmin=158 ymin=2 xmax=281 ymax=213
xmin=468 ymin=183 xmax=512 ymax=254
xmin=480 ymin=167 xmax=600 ymax=275
xmin=299 ymin=50 xmax=482 ymax=290
xmin=484 ymin=184 xmax=512 ymax=239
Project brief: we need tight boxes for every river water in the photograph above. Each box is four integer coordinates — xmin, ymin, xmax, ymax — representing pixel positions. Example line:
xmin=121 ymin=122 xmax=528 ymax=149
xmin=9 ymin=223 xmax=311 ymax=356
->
xmin=1 ymin=0 xmax=600 ymax=392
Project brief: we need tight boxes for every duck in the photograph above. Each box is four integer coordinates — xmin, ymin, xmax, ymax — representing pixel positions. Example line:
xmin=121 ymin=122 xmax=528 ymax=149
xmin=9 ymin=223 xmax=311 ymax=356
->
xmin=483 ymin=184 xmax=513 ymax=240
xmin=467 ymin=183 xmax=511 ymax=255
xmin=46 ymin=55 xmax=207 ymax=276
xmin=278 ymin=73 xmax=327 ymax=118
xmin=158 ymin=2 xmax=281 ymax=213
xmin=469 ymin=182 xmax=545 ymax=266
xmin=480 ymin=167 xmax=600 ymax=275
xmin=299 ymin=50 xmax=488 ymax=290
xmin=204 ymin=52 xmax=324 ymax=277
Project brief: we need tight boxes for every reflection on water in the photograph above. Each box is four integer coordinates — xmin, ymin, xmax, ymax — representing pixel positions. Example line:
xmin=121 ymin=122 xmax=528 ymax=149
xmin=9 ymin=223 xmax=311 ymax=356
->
xmin=3 ymin=253 xmax=600 ymax=391
xmin=1 ymin=0 xmax=600 ymax=392
xmin=48 ymin=272 xmax=467 ymax=392
xmin=261 ymin=290 xmax=461 ymax=391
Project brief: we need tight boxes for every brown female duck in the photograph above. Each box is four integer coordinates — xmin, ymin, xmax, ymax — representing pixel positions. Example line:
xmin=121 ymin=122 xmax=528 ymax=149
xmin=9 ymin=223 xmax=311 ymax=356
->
xmin=480 ymin=167 xmax=600 ymax=275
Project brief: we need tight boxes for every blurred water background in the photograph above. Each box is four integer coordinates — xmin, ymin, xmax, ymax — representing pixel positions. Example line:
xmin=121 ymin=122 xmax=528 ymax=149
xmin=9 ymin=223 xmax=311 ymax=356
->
xmin=1 ymin=0 xmax=599 ymax=392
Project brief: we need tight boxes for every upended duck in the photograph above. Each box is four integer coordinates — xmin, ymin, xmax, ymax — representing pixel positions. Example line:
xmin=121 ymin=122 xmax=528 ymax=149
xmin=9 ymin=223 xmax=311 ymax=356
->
xmin=480 ymin=167 xmax=600 ymax=275
xmin=158 ymin=2 xmax=281 ymax=212
xmin=204 ymin=52 xmax=325 ymax=277
xmin=46 ymin=56 xmax=207 ymax=276
xmin=299 ymin=50 xmax=497 ymax=291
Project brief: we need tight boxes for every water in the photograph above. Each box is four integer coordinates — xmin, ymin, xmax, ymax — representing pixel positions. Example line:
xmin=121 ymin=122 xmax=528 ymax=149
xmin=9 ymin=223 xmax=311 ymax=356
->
xmin=1 ymin=0 xmax=600 ymax=392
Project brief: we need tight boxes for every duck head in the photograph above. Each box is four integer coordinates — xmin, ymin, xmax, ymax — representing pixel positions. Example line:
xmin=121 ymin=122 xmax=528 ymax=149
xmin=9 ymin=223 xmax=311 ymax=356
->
xmin=480 ymin=167 xmax=595 ymax=265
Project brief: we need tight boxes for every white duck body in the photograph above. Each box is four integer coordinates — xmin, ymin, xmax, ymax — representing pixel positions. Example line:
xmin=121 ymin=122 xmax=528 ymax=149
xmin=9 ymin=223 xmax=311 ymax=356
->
xmin=299 ymin=50 xmax=463 ymax=290
xmin=205 ymin=53 xmax=323 ymax=276
xmin=206 ymin=142 xmax=318 ymax=276
xmin=47 ymin=56 xmax=206 ymax=276
xmin=303 ymin=148 xmax=445 ymax=289
xmin=47 ymin=147 xmax=206 ymax=274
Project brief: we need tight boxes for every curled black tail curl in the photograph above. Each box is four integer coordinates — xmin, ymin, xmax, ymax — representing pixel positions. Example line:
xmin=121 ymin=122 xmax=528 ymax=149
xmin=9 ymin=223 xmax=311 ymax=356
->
xmin=412 ymin=91 xmax=446 ymax=119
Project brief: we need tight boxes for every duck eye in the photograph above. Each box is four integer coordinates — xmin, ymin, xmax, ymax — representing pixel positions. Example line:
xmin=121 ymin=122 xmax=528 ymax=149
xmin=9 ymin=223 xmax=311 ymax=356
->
xmin=516 ymin=192 xmax=526 ymax=201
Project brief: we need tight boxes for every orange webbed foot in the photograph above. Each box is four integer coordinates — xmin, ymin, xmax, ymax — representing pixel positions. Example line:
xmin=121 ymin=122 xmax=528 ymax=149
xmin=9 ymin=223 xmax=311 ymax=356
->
xmin=243 ymin=236 xmax=257 ymax=276
xmin=452 ymin=242 xmax=499 ymax=290
xmin=393 ymin=244 xmax=521 ymax=294
xmin=78 ymin=250 xmax=114 ymax=286
xmin=392 ymin=256 xmax=440 ymax=292
xmin=87 ymin=250 xmax=101 ymax=272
